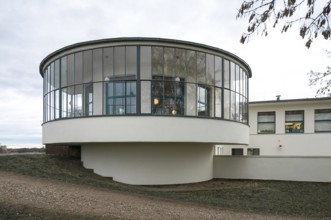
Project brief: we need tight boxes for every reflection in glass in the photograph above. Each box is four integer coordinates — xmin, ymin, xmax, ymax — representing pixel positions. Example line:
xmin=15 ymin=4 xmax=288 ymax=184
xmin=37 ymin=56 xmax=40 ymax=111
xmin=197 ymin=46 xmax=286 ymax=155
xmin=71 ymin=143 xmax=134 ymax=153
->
xmin=206 ymin=54 xmax=214 ymax=86
xmin=83 ymin=50 xmax=93 ymax=83
xmin=152 ymin=76 xmax=184 ymax=115
xmin=141 ymin=47 xmax=152 ymax=80
xmin=126 ymin=46 xmax=137 ymax=76
xmin=164 ymin=47 xmax=175 ymax=77
xmin=257 ymin=112 xmax=275 ymax=133
xmin=75 ymin=52 xmax=83 ymax=85
xmin=152 ymin=47 xmax=163 ymax=76
xmin=186 ymin=50 xmax=196 ymax=83
xmin=285 ymin=110 xmax=304 ymax=133
xmin=104 ymin=47 xmax=114 ymax=78
xmin=84 ymin=84 xmax=93 ymax=116
xmin=176 ymin=49 xmax=186 ymax=79
xmin=42 ymin=44 xmax=249 ymax=124
xmin=61 ymin=56 xmax=67 ymax=87
xmin=114 ymin=47 xmax=125 ymax=77
xmin=197 ymin=85 xmax=210 ymax=116
xmin=224 ymin=60 xmax=230 ymax=89
xmin=93 ymin=49 xmax=103 ymax=82
xmin=215 ymin=57 xmax=222 ymax=87
xmin=197 ymin=52 xmax=206 ymax=83
xmin=215 ymin=88 xmax=222 ymax=118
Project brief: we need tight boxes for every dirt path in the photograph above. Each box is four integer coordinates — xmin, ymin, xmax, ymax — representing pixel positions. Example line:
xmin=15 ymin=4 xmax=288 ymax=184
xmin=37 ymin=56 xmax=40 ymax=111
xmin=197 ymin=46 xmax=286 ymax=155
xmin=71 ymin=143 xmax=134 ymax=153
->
xmin=0 ymin=171 xmax=308 ymax=219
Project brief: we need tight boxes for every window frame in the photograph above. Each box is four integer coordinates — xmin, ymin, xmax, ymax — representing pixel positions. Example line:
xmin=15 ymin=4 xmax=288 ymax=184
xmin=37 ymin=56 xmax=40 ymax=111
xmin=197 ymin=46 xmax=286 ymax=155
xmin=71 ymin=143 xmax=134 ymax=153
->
xmin=285 ymin=110 xmax=304 ymax=134
xmin=197 ymin=85 xmax=211 ymax=117
xmin=315 ymin=109 xmax=331 ymax=133
xmin=257 ymin=111 xmax=276 ymax=134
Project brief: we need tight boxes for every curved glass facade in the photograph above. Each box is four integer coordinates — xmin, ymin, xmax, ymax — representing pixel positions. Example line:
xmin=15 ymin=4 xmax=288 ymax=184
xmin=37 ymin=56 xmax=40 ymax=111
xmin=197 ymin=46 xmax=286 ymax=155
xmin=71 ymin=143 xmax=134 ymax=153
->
xmin=42 ymin=40 xmax=250 ymax=124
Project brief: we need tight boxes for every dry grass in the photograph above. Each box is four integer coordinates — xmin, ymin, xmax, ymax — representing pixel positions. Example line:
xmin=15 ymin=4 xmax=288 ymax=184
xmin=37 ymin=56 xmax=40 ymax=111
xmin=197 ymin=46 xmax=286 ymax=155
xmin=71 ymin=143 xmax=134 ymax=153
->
xmin=0 ymin=154 xmax=330 ymax=218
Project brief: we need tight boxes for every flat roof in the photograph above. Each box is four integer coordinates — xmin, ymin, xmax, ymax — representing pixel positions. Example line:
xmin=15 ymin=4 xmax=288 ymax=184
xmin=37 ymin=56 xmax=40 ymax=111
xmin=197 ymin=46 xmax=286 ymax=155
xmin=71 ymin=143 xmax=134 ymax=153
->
xmin=39 ymin=37 xmax=252 ymax=78
xmin=250 ymin=97 xmax=331 ymax=105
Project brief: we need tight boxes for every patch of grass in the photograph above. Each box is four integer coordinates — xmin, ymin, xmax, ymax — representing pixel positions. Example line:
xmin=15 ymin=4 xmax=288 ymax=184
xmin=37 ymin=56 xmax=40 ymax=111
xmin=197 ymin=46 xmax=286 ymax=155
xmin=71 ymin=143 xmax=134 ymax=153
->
xmin=0 ymin=155 xmax=331 ymax=218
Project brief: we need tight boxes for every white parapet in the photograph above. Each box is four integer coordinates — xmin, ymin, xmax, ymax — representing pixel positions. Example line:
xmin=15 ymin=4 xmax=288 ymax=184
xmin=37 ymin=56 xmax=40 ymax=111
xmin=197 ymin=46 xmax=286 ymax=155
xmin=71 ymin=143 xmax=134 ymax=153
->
xmin=42 ymin=116 xmax=249 ymax=145
xmin=81 ymin=143 xmax=214 ymax=185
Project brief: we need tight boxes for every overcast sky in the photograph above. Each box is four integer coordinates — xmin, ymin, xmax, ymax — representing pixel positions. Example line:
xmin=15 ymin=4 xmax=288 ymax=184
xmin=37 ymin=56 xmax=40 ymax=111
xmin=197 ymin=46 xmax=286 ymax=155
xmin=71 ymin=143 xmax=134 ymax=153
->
xmin=0 ymin=0 xmax=330 ymax=146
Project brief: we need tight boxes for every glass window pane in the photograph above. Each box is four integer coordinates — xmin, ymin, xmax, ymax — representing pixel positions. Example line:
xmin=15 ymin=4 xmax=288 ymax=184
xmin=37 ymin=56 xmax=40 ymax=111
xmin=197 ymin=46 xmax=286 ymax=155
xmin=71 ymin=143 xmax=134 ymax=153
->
xmin=141 ymin=81 xmax=151 ymax=114
xmin=315 ymin=121 xmax=331 ymax=132
xmin=75 ymin=52 xmax=83 ymax=85
xmin=140 ymin=46 xmax=152 ymax=80
xmin=247 ymin=148 xmax=260 ymax=156
xmin=215 ymin=56 xmax=222 ymax=87
xmin=126 ymin=46 xmax=137 ymax=77
xmin=258 ymin=123 xmax=275 ymax=133
xmin=164 ymin=47 xmax=175 ymax=77
xmin=61 ymin=88 xmax=68 ymax=118
xmin=206 ymin=54 xmax=214 ymax=86
xmin=50 ymin=62 xmax=54 ymax=91
xmin=224 ymin=89 xmax=230 ymax=119
xmin=61 ymin=56 xmax=67 ymax=87
xmin=197 ymin=52 xmax=206 ymax=84
xmin=67 ymin=86 xmax=74 ymax=117
xmin=83 ymin=50 xmax=93 ymax=83
xmin=74 ymin=85 xmax=83 ymax=117
xmin=285 ymin=122 xmax=304 ymax=133
xmin=236 ymin=65 xmax=240 ymax=93
xmin=126 ymin=82 xmax=136 ymax=114
xmin=235 ymin=93 xmax=240 ymax=121
xmin=152 ymin=47 xmax=163 ymax=76
xmin=215 ymin=88 xmax=222 ymax=117
xmin=114 ymin=47 xmax=125 ymax=77
xmin=186 ymin=83 xmax=196 ymax=116
xmin=67 ymin=54 xmax=75 ymax=86
xmin=232 ymin=148 xmax=243 ymax=155
xmin=285 ymin=110 xmax=304 ymax=121
xmin=176 ymin=49 xmax=186 ymax=79
xmin=224 ymin=60 xmax=230 ymax=89
xmin=93 ymin=48 xmax=103 ymax=82
xmin=258 ymin=112 xmax=275 ymax=122
xmin=315 ymin=109 xmax=331 ymax=120
xmin=54 ymin=90 xmax=60 ymax=119
xmin=54 ymin=60 xmax=60 ymax=89
xmin=84 ymin=84 xmax=93 ymax=116
xmin=186 ymin=50 xmax=196 ymax=83
xmin=197 ymin=85 xmax=211 ymax=117
xmin=230 ymin=62 xmax=235 ymax=91
xmin=231 ymin=91 xmax=236 ymax=120
xmin=103 ymin=47 xmax=114 ymax=79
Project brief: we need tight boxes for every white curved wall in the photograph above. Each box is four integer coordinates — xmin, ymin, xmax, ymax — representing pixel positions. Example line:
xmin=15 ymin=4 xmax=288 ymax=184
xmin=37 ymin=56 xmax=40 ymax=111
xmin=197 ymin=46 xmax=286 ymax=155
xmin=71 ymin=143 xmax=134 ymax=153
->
xmin=42 ymin=116 xmax=249 ymax=145
xmin=81 ymin=143 xmax=213 ymax=185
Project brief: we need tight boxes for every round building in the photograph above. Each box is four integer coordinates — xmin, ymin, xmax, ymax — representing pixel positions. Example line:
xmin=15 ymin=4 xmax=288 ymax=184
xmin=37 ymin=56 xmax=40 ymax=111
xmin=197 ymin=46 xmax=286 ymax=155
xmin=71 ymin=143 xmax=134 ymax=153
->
xmin=39 ymin=38 xmax=252 ymax=185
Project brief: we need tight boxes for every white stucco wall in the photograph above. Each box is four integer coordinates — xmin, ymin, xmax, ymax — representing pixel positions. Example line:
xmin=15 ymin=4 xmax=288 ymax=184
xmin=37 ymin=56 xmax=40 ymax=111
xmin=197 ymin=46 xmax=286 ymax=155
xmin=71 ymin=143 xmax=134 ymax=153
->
xmin=82 ymin=143 xmax=213 ymax=185
xmin=248 ymin=99 xmax=331 ymax=156
xmin=220 ymin=99 xmax=331 ymax=156
xmin=42 ymin=116 xmax=249 ymax=145
xmin=214 ymin=156 xmax=331 ymax=182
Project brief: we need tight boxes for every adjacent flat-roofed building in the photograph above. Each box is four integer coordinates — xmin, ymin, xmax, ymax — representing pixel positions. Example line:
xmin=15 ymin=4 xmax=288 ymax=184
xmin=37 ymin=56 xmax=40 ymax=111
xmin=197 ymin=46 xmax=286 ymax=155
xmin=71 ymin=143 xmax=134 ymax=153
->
xmin=39 ymin=38 xmax=252 ymax=185
xmin=217 ymin=97 xmax=331 ymax=156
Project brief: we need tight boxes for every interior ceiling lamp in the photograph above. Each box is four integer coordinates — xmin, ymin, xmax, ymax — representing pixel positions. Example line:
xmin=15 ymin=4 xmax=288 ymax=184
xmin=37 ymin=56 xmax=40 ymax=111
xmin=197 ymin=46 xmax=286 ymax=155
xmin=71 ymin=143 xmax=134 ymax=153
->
xmin=153 ymin=98 xmax=159 ymax=105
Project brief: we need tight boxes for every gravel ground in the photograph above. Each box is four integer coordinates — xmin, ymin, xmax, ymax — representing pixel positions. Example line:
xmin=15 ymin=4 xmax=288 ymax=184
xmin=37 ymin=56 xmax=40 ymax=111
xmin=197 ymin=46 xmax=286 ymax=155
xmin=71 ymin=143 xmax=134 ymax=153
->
xmin=0 ymin=171 xmax=311 ymax=220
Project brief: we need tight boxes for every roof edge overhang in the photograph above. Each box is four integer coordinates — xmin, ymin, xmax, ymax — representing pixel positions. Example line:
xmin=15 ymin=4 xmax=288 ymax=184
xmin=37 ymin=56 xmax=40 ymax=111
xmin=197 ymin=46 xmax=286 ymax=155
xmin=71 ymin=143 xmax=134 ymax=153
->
xmin=39 ymin=37 xmax=252 ymax=78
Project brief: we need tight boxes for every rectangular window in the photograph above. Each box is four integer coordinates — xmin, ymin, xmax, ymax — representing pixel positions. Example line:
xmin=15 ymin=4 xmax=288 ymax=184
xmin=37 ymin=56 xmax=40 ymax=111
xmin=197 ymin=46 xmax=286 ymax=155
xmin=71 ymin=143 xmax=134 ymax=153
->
xmin=247 ymin=148 xmax=260 ymax=156
xmin=197 ymin=85 xmax=210 ymax=116
xmin=257 ymin=112 xmax=275 ymax=134
xmin=84 ymin=84 xmax=93 ymax=116
xmin=232 ymin=148 xmax=243 ymax=156
xmin=315 ymin=109 xmax=331 ymax=132
xmin=285 ymin=110 xmax=304 ymax=133
xmin=152 ymin=76 xmax=185 ymax=115
xmin=106 ymin=81 xmax=136 ymax=115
